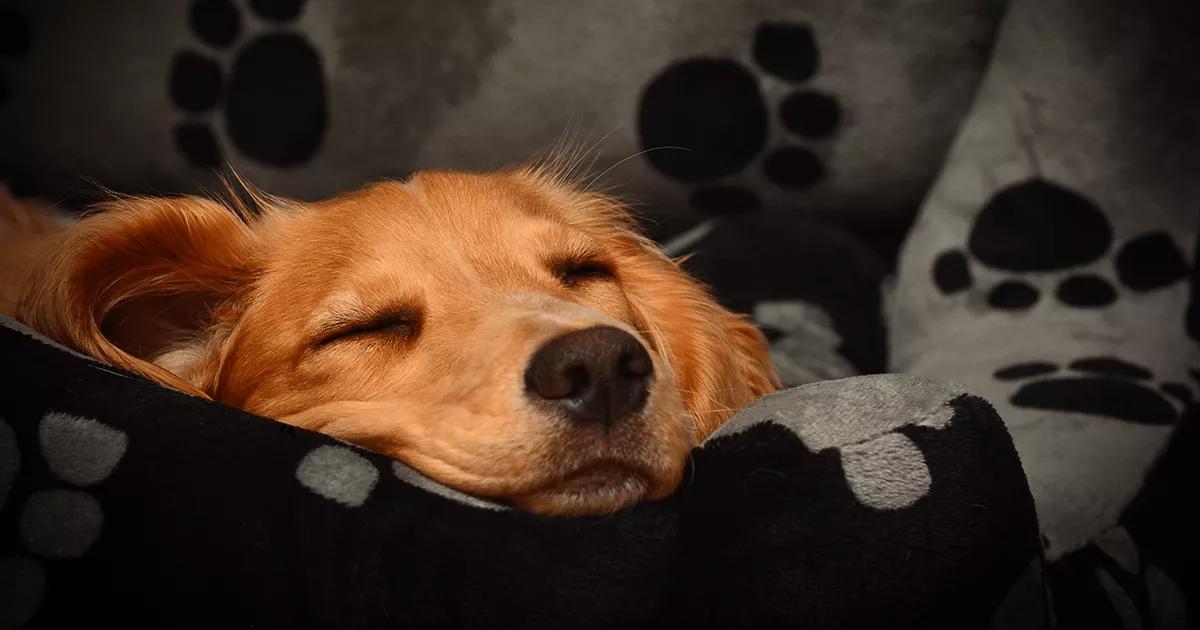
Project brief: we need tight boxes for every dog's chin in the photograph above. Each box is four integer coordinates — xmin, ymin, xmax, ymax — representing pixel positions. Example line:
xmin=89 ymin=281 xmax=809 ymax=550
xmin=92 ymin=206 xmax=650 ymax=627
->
xmin=508 ymin=461 xmax=672 ymax=517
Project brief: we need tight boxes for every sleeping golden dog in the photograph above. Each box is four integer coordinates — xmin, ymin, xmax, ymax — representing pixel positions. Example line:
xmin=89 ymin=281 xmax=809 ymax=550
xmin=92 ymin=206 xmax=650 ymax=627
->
xmin=0 ymin=167 xmax=778 ymax=516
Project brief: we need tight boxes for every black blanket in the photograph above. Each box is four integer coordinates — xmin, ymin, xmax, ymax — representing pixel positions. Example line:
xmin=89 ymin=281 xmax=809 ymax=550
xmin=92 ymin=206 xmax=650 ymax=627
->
xmin=0 ymin=319 xmax=1042 ymax=629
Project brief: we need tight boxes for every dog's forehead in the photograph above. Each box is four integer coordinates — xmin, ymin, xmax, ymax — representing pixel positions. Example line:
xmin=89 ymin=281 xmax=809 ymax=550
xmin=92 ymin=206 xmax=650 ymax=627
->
xmin=317 ymin=172 xmax=563 ymax=224
xmin=266 ymin=172 xmax=596 ymax=285
xmin=297 ymin=172 xmax=589 ymax=254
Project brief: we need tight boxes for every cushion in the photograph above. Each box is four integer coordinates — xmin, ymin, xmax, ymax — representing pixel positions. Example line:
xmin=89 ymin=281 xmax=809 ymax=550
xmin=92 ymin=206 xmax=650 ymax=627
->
xmin=0 ymin=317 xmax=1041 ymax=628
xmin=885 ymin=0 xmax=1200 ymax=625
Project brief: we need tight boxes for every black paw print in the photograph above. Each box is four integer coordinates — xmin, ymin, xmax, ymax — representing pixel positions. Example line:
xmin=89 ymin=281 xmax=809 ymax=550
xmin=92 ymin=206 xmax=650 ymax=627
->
xmin=993 ymin=356 xmax=1191 ymax=425
xmin=0 ymin=412 xmax=128 ymax=627
xmin=0 ymin=6 xmax=31 ymax=107
xmin=637 ymin=22 xmax=841 ymax=214
xmin=932 ymin=178 xmax=1190 ymax=311
xmin=170 ymin=0 xmax=328 ymax=168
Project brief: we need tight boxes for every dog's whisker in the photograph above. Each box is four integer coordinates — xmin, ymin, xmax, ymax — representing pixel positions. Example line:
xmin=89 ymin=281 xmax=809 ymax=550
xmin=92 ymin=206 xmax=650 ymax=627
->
xmin=563 ymin=142 xmax=598 ymax=184
xmin=584 ymin=146 xmax=691 ymax=190
xmin=577 ymin=125 xmax=624 ymax=186
xmin=547 ymin=113 xmax=579 ymax=169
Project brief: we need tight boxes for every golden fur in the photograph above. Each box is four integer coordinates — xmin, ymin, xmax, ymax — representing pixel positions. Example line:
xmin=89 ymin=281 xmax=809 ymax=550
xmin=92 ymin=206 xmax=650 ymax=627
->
xmin=1 ymin=168 xmax=778 ymax=516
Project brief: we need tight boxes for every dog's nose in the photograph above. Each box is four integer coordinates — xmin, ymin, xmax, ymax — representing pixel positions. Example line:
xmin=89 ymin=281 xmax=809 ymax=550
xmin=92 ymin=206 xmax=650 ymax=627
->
xmin=524 ymin=325 xmax=653 ymax=426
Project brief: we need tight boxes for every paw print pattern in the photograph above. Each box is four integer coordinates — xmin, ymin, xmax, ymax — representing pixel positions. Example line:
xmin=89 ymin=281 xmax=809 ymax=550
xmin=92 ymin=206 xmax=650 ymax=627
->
xmin=170 ymin=0 xmax=328 ymax=168
xmin=294 ymin=445 xmax=379 ymax=507
xmin=0 ymin=7 xmax=31 ymax=107
xmin=838 ymin=432 xmax=931 ymax=510
xmin=1055 ymin=525 xmax=1190 ymax=629
xmin=931 ymin=178 xmax=1191 ymax=312
xmin=0 ymin=412 xmax=128 ymax=627
xmin=293 ymin=444 xmax=509 ymax=511
xmin=637 ymin=22 xmax=842 ymax=214
xmin=753 ymin=300 xmax=857 ymax=387
xmin=709 ymin=376 xmax=970 ymax=512
xmin=993 ymin=356 xmax=1191 ymax=425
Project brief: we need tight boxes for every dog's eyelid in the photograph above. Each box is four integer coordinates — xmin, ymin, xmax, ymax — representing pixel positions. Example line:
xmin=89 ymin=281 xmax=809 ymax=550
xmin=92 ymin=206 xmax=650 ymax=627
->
xmin=551 ymin=257 xmax=616 ymax=286
xmin=312 ymin=307 xmax=421 ymax=347
xmin=547 ymin=242 xmax=616 ymax=283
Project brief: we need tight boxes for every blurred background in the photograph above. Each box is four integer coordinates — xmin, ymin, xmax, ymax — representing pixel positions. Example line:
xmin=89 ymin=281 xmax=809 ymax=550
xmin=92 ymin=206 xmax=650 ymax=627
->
xmin=3 ymin=0 xmax=1197 ymax=372
xmin=0 ymin=0 xmax=1009 ymax=258
xmin=0 ymin=0 xmax=1018 ymax=378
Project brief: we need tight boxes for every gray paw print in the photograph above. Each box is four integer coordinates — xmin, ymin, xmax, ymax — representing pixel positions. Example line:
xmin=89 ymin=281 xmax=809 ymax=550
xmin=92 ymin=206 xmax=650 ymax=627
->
xmin=754 ymin=300 xmax=857 ymax=387
xmin=294 ymin=444 xmax=508 ymax=511
xmin=1 ymin=412 xmax=128 ymax=628
xmin=295 ymin=445 xmax=380 ymax=507
xmin=710 ymin=374 xmax=968 ymax=511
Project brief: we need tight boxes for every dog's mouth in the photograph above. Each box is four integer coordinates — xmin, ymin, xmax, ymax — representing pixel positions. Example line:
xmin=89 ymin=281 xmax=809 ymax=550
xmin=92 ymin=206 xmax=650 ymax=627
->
xmin=508 ymin=460 xmax=658 ymax=517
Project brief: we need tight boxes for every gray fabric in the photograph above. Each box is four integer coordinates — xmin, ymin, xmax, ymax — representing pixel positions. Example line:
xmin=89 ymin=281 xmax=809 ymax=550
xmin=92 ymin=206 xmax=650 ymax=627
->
xmin=839 ymin=432 xmax=930 ymax=509
xmin=710 ymin=373 xmax=966 ymax=447
xmin=886 ymin=0 xmax=1200 ymax=560
xmin=753 ymin=300 xmax=858 ymax=387
xmin=840 ymin=429 xmax=931 ymax=508
xmin=38 ymin=411 xmax=128 ymax=487
xmin=709 ymin=374 xmax=970 ymax=511
xmin=1 ymin=0 xmax=1003 ymax=232
xmin=6 ymin=408 xmax=123 ymax=561
xmin=295 ymin=445 xmax=380 ymax=508
xmin=18 ymin=489 xmax=103 ymax=559
xmin=391 ymin=460 xmax=510 ymax=512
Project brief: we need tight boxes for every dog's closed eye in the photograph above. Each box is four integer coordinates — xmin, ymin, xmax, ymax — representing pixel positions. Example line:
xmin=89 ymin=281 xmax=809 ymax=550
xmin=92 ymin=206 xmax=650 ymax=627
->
xmin=554 ymin=260 xmax=614 ymax=286
xmin=314 ymin=308 xmax=421 ymax=347
xmin=550 ymin=247 xmax=616 ymax=287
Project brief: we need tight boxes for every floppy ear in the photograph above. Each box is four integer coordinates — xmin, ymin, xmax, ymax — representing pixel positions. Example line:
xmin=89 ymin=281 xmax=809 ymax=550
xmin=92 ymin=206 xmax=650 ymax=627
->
xmin=16 ymin=196 xmax=261 ymax=397
xmin=620 ymin=254 xmax=780 ymax=438
xmin=717 ymin=308 xmax=781 ymax=403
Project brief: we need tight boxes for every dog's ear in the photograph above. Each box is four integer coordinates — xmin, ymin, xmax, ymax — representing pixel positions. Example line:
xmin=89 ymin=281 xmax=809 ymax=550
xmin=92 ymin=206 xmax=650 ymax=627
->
xmin=17 ymin=196 xmax=263 ymax=397
xmin=621 ymin=256 xmax=780 ymax=438
xmin=716 ymin=308 xmax=781 ymax=405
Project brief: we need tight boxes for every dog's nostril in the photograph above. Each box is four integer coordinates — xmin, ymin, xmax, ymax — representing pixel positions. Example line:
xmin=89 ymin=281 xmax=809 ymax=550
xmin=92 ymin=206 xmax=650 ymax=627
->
xmin=526 ymin=359 xmax=585 ymax=400
xmin=619 ymin=350 xmax=651 ymax=378
xmin=561 ymin=364 xmax=591 ymax=398
xmin=524 ymin=325 xmax=654 ymax=426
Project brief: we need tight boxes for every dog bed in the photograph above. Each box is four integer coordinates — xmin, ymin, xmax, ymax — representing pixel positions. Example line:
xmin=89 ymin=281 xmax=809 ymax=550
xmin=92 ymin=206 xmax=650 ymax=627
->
xmin=0 ymin=317 xmax=1042 ymax=628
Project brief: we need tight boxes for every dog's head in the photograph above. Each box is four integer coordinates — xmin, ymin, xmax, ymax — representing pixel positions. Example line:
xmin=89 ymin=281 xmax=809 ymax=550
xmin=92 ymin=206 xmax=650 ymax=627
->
xmin=19 ymin=168 xmax=778 ymax=515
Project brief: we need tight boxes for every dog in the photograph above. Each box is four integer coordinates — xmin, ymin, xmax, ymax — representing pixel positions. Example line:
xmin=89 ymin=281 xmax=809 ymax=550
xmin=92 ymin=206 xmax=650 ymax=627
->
xmin=0 ymin=167 xmax=779 ymax=516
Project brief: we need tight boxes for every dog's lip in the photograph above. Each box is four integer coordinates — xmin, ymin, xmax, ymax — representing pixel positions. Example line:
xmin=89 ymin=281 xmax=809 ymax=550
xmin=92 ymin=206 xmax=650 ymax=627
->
xmin=554 ymin=459 xmax=648 ymax=492
xmin=507 ymin=458 xmax=656 ymax=516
